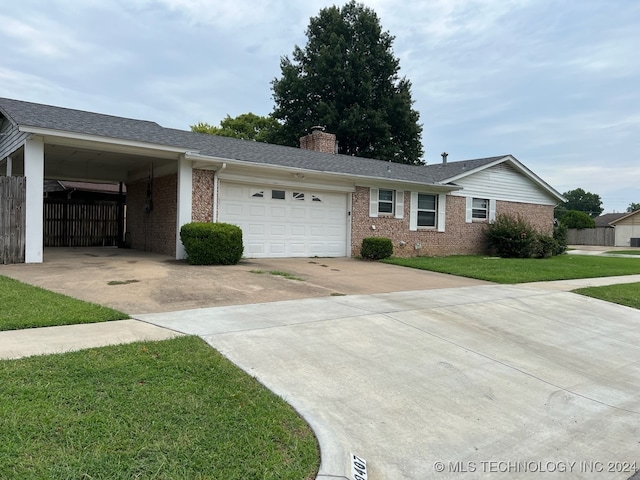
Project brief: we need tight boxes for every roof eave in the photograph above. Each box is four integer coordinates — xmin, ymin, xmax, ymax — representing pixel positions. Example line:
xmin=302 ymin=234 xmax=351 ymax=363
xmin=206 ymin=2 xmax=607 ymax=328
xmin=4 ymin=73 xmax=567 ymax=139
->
xmin=186 ymin=152 xmax=461 ymax=192
xmin=19 ymin=125 xmax=191 ymax=156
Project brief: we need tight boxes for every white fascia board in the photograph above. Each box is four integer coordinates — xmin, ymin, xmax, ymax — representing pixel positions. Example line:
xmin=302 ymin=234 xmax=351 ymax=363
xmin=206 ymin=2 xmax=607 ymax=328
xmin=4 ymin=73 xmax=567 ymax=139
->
xmin=442 ymin=155 xmax=566 ymax=203
xmin=185 ymin=152 xmax=462 ymax=193
xmin=20 ymin=126 xmax=190 ymax=157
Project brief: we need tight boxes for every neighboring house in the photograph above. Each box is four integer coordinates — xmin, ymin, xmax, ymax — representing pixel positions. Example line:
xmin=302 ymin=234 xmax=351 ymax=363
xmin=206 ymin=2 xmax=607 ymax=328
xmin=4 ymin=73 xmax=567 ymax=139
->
xmin=0 ymin=97 xmax=565 ymax=263
xmin=609 ymin=210 xmax=640 ymax=247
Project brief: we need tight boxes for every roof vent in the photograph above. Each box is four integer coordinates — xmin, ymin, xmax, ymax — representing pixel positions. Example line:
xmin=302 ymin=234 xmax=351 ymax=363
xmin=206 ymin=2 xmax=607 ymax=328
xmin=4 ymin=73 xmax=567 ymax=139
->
xmin=441 ymin=152 xmax=448 ymax=164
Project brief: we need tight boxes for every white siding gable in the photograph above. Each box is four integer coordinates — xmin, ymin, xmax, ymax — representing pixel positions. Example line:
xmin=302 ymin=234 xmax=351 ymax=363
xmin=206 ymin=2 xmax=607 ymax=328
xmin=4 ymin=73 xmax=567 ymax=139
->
xmin=451 ymin=163 xmax=557 ymax=205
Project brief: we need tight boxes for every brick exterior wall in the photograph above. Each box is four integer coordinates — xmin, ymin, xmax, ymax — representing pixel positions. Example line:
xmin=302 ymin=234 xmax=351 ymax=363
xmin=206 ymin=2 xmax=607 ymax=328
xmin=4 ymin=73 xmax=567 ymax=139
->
xmin=126 ymin=173 xmax=177 ymax=257
xmin=192 ymin=169 xmax=214 ymax=222
xmin=496 ymin=200 xmax=554 ymax=235
xmin=351 ymin=186 xmax=555 ymax=257
xmin=299 ymin=129 xmax=336 ymax=154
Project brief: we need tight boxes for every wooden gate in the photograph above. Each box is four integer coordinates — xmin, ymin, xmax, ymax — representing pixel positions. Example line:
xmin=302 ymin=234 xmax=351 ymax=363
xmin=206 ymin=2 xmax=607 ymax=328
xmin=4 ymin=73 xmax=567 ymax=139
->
xmin=0 ymin=176 xmax=26 ymax=264
xmin=44 ymin=199 xmax=120 ymax=247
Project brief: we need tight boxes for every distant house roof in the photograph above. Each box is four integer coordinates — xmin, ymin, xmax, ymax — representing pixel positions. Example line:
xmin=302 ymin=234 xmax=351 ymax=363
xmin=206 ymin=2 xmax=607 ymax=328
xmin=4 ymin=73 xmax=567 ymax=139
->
xmin=608 ymin=209 xmax=640 ymax=225
xmin=0 ymin=97 xmax=562 ymax=200
xmin=594 ymin=213 xmax=628 ymax=227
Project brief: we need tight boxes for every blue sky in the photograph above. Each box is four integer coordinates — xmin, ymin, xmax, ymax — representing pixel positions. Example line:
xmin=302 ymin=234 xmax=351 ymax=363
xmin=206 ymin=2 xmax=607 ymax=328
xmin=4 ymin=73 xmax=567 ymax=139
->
xmin=1 ymin=0 xmax=638 ymax=213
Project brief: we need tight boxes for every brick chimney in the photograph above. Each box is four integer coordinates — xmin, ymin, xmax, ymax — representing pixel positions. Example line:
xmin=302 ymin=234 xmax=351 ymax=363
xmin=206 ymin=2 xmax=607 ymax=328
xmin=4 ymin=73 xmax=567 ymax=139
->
xmin=299 ymin=126 xmax=337 ymax=154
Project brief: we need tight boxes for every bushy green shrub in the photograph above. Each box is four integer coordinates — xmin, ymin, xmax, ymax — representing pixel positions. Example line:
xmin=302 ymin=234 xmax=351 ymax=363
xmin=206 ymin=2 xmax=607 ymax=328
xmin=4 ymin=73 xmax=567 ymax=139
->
xmin=485 ymin=214 xmax=538 ymax=258
xmin=180 ymin=222 xmax=243 ymax=265
xmin=560 ymin=210 xmax=595 ymax=229
xmin=552 ymin=223 xmax=568 ymax=255
xmin=361 ymin=237 xmax=393 ymax=260
xmin=532 ymin=234 xmax=557 ymax=258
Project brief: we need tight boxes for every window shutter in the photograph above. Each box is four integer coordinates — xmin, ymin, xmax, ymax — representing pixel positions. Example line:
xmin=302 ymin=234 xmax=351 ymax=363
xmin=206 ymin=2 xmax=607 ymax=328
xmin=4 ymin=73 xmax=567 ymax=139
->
xmin=369 ymin=188 xmax=379 ymax=218
xmin=489 ymin=199 xmax=497 ymax=222
xmin=395 ymin=190 xmax=404 ymax=219
xmin=465 ymin=197 xmax=473 ymax=223
xmin=437 ymin=194 xmax=446 ymax=232
xmin=409 ymin=192 xmax=418 ymax=231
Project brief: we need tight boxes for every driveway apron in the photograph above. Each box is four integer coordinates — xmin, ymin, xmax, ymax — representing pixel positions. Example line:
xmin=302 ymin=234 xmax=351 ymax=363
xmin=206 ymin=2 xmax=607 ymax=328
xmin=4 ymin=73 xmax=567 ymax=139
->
xmin=135 ymin=284 xmax=640 ymax=480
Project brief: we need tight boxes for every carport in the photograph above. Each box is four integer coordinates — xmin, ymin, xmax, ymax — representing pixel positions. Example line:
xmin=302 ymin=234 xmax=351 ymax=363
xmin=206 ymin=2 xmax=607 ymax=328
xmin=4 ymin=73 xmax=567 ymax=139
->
xmin=0 ymin=98 xmax=197 ymax=263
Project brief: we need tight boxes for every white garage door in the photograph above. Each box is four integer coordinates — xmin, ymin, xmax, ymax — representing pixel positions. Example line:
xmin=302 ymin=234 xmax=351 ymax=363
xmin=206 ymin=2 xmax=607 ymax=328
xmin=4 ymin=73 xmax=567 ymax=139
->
xmin=218 ymin=183 xmax=349 ymax=258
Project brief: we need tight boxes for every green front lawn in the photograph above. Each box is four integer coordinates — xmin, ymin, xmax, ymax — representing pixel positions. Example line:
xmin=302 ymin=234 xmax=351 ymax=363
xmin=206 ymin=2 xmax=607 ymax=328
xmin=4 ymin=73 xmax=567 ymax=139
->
xmin=606 ymin=250 xmax=640 ymax=255
xmin=0 ymin=336 xmax=319 ymax=479
xmin=573 ymin=282 xmax=640 ymax=310
xmin=383 ymin=255 xmax=640 ymax=283
xmin=0 ymin=275 xmax=127 ymax=331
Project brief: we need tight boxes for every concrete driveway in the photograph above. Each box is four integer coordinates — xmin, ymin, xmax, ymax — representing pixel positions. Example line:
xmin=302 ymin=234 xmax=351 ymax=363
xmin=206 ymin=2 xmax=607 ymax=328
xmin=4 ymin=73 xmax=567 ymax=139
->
xmin=135 ymin=285 xmax=640 ymax=480
xmin=0 ymin=247 xmax=488 ymax=314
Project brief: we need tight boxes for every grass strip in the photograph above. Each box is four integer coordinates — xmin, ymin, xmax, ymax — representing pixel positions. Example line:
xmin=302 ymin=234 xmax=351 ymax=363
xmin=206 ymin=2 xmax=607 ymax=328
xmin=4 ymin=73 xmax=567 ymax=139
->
xmin=605 ymin=250 xmax=640 ymax=256
xmin=573 ymin=282 xmax=640 ymax=310
xmin=383 ymin=255 xmax=640 ymax=283
xmin=0 ymin=275 xmax=127 ymax=331
xmin=0 ymin=336 xmax=319 ymax=480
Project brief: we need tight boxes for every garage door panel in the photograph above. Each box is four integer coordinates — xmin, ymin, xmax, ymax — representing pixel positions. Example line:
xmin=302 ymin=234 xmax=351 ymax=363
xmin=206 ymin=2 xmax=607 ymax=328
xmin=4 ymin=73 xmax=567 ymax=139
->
xmin=249 ymin=205 xmax=265 ymax=217
xmin=219 ymin=183 xmax=347 ymax=258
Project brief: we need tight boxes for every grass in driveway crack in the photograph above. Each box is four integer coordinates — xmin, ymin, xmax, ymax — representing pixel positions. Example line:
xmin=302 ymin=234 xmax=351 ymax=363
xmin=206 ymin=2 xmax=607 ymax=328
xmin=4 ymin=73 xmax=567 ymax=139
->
xmin=249 ymin=270 xmax=305 ymax=281
xmin=107 ymin=279 xmax=140 ymax=286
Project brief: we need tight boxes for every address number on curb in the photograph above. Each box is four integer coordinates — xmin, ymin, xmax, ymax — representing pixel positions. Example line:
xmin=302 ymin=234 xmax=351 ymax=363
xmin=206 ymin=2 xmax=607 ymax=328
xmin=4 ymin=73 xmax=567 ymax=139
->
xmin=351 ymin=453 xmax=368 ymax=480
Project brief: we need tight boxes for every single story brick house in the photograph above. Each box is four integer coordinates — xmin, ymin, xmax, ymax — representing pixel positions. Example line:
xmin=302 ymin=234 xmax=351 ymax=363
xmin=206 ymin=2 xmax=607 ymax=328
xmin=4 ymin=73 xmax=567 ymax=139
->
xmin=0 ymin=97 xmax=564 ymax=263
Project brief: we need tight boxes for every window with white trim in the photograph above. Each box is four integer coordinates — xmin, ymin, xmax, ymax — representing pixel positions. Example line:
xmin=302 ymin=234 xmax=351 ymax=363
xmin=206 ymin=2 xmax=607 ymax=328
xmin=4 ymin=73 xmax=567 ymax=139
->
xmin=293 ymin=192 xmax=305 ymax=201
xmin=417 ymin=194 xmax=437 ymax=227
xmin=472 ymin=198 xmax=489 ymax=220
xmin=378 ymin=189 xmax=394 ymax=214
xmin=271 ymin=189 xmax=286 ymax=200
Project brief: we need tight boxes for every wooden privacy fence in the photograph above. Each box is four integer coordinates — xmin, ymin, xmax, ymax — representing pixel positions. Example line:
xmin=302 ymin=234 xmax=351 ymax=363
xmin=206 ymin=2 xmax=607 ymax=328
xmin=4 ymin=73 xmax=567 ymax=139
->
xmin=44 ymin=199 xmax=120 ymax=247
xmin=567 ymin=227 xmax=615 ymax=246
xmin=0 ymin=176 xmax=26 ymax=264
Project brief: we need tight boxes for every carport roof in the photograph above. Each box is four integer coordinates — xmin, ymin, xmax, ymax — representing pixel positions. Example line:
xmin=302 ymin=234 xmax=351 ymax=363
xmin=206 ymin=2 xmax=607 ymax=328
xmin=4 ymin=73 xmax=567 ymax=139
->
xmin=0 ymin=97 xmax=521 ymax=188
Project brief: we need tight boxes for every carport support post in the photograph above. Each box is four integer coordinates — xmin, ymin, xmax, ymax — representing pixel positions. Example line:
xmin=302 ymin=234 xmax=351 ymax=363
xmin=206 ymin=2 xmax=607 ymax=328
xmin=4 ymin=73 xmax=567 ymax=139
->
xmin=24 ymin=136 xmax=44 ymax=263
xmin=176 ymin=155 xmax=192 ymax=260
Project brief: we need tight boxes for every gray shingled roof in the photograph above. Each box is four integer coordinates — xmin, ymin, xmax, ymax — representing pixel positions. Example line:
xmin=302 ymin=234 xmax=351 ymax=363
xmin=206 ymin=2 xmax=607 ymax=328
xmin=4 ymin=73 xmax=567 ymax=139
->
xmin=594 ymin=213 xmax=628 ymax=227
xmin=0 ymin=97 xmax=504 ymax=186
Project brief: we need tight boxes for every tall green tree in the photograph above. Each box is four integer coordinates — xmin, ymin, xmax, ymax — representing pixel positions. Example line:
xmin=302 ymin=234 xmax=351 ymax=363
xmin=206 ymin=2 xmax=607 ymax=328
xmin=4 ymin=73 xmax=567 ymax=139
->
xmin=271 ymin=1 xmax=423 ymax=164
xmin=555 ymin=188 xmax=603 ymax=219
xmin=191 ymin=113 xmax=280 ymax=142
xmin=627 ymin=202 xmax=640 ymax=213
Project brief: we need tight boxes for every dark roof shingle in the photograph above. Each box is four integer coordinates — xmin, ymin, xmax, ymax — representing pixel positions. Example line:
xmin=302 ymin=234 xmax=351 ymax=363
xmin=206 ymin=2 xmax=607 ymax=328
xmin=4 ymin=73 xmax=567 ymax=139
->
xmin=0 ymin=97 xmax=504 ymax=186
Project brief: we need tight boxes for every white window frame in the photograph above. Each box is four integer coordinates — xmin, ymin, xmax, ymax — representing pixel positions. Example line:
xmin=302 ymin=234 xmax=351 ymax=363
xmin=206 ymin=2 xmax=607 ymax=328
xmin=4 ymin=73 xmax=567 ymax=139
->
xmin=466 ymin=197 xmax=496 ymax=223
xmin=417 ymin=193 xmax=437 ymax=228
xmin=410 ymin=193 xmax=446 ymax=232
xmin=369 ymin=188 xmax=404 ymax=219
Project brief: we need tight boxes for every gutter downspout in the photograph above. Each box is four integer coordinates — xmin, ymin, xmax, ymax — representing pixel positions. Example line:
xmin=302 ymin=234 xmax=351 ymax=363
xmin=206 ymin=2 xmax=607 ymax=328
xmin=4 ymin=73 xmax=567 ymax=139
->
xmin=212 ymin=162 xmax=227 ymax=223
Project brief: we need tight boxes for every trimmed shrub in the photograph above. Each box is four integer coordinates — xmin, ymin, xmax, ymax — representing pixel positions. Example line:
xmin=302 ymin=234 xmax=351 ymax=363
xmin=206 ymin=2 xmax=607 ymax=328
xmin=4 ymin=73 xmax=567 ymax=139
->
xmin=560 ymin=210 xmax=595 ymax=229
xmin=361 ymin=237 xmax=393 ymax=260
xmin=485 ymin=214 xmax=538 ymax=258
xmin=180 ymin=222 xmax=243 ymax=265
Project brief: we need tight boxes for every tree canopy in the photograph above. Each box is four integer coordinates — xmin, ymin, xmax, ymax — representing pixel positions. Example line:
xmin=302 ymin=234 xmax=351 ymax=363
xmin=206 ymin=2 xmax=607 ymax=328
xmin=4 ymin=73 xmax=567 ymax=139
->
xmin=560 ymin=210 xmax=595 ymax=229
xmin=627 ymin=202 xmax=640 ymax=213
xmin=191 ymin=113 xmax=280 ymax=143
xmin=271 ymin=1 xmax=423 ymax=164
xmin=555 ymin=188 xmax=603 ymax=219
